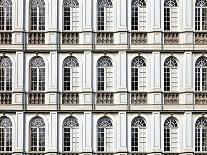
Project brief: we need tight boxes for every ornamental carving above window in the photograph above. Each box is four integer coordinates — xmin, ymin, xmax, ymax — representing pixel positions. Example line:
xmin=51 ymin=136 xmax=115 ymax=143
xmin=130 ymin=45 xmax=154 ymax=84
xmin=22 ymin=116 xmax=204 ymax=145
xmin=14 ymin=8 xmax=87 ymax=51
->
xmin=97 ymin=116 xmax=113 ymax=127
xmin=164 ymin=117 xmax=178 ymax=128
xmin=97 ymin=0 xmax=113 ymax=7
xmin=196 ymin=0 xmax=207 ymax=7
xmin=30 ymin=0 xmax=45 ymax=7
xmin=131 ymin=0 xmax=146 ymax=7
xmin=63 ymin=0 xmax=79 ymax=6
xmin=0 ymin=57 xmax=12 ymax=67
xmin=97 ymin=57 xmax=113 ymax=67
xmin=195 ymin=117 xmax=207 ymax=127
xmin=131 ymin=117 xmax=146 ymax=127
xmin=30 ymin=57 xmax=45 ymax=67
xmin=195 ymin=57 xmax=207 ymax=67
xmin=0 ymin=0 xmax=12 ymax=6
xmin=63 ymin=56 xmax=79 ymax=67
xmin=131 ymin=57 xmax=146 ymax=67
xmin=0 ymin=117 xmax=12 ymax=127
xmin=30 ymin=117 xmax=45 ymax=127
xmin=63 ymin=116 xmax=79 ymax=127
xmin=164 ymin=57 xmax=178 ymax=67
xmin=164 ymin=0 xmax=178 ymax=7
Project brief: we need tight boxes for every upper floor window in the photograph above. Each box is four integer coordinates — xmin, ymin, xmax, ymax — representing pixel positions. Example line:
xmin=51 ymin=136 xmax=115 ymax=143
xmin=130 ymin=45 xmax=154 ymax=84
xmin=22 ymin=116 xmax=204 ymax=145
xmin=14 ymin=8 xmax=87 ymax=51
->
xmin=131 ymin=0 xmax=146 ymax=31
xmin=97 ymin=56 xmax=113 ymax=91
xmin=63 ymin=116 xmax=79 ymax=152
xmin=29 ymin=56 xmax=45 ymax=91
xmin=0 ymin=56 xmax=12 ymax=91
xmin=195 ymin=57 xmax=207 ymax=91
xmin=195 ymin=0 xmax=207 ymax=31
xmin=164 ymin=0 xmax=178 ymax=31
xmin=131 ymin=116 xmax=146 ymax=152
xmin=97 ymin=0 xmax=113 ymax=31
xmin=30 ymin=116 xmax=45 ymax=152
xmin=0 ymin=116 xmax=12 ymax=152
xmin=164 ymin=117 xmax=178 ymax=152
xmin=63 ymin=56 xmax=79 ymax=91
xmin=30 ymin=0 xmax=45 ymax=31
xmin=195 ymin=117 xmax=207 ymax=152
xmin=0 ymin=0 xmax=12 ymax=31
xmin=164 ymin=57 xmax=178 ymax=91
xmin=131 ymin=56 xmax=146 ymax=91
xmin=63 ymin=0 xmax=79 ymax=31
xmin=97 ymin=116 xmax=113 ymax=152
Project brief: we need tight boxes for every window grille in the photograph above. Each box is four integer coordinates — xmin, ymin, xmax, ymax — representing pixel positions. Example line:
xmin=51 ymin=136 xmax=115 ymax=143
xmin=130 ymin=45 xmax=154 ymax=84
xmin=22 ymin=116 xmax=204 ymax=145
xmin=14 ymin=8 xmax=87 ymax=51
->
xmin=0 ymin=0 xmax=12 ymax=31
xmin=195 ymin=0 xmax=207 ymax=31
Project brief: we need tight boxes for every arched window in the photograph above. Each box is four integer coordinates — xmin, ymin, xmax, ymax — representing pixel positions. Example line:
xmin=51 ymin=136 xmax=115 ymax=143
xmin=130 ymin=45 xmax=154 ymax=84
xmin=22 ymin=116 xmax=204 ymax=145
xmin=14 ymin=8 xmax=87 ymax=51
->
xmin=164 ymin=0 xmax=178 ymax=31
xmin=195 ymin=0 xmax=207 ymax=31
xmin=30 ymin=57 xmax=45 ymax=91
xmin=30 ymin=0 xmax=45 ymax=31
xmin=97 ymin=56 xmax=113 ymax=91
xmin=131 ymin=117 xmax=146 ymax=152
xmin=0 ymin=56 xmax=12 ymax=91
xmin=30 ymin=116 xmax=45 ymax=152
xmin=0 ymin=0 xmax=12 ymax=31
xmin=97 ymin=0 xmax=113 ymax=31
xmin=195 ymin=117 xmax=207 ymax=152
xmin=0 ymin=117 xmax=12 ymax=152
xmin=195 ymin=57 xmax=207 ymax=91
xmin=63 ymin=116 xmax=79 ymax=152
xmin=164 ymin=57 xmax=178 ymax=91
xmin=131 ymin=56 xmax=146 ymax=91
xmin=63 ymin=0 xmax=79 ymax=31
xmin=97 ymin=116 xmax=113 ymax=152
xmin=63 ymin=56 xmax=79 ymax=91
xmin=164 ymin=117 xmax=178 ymax=152
xmin=131 ymin=0 xmax=146 ymax=31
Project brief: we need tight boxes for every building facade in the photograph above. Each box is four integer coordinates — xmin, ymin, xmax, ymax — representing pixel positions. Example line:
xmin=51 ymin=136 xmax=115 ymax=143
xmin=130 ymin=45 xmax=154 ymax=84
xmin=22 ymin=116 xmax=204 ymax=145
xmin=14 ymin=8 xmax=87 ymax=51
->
xmin=0 ymin=0 xmax=207 ymax=155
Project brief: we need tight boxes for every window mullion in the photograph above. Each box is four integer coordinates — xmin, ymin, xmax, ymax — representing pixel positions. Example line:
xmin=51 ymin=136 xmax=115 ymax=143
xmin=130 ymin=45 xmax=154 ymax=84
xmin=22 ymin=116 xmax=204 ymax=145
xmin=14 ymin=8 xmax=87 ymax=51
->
xmin=200 ymin=68 xmax=203 ymax=91
xmin=37 ymin=7 xmax=39 ymax=31
xmin=37 ymin=67 xmax=40 ymax=91
xmin=4 ymin=128 xmax=6 ymax=151
xmin=104 ymin=67 xmax=106 ymax=91
xmin=4 ymin=68 xmax=6 ymax=91
xmin=104 ymin=7 xmax=106 ymax=30
xmin=4 ymin=7 xmax=6 ymax=30
xmin=70 ymin=8 xmax=73 ymax=31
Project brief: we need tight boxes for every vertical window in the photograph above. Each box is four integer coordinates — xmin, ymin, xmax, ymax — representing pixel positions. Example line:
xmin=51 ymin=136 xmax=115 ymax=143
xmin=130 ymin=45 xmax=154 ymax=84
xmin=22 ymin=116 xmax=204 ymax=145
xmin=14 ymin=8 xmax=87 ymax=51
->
xmin=164 ymin=117 xmax=178 ymax=152
xmin=131 ymin=0 xmax=146 ymax=31
xmin=97 ymin=0 xmax=113 ymax=31
xmin=97 ymin=116 xmax=113 ymax=152
xmin=0 ymin=56 xmax=12 ymax=91
xmin=30 ymin=0 xmax=45 ymax=31
xmin=131 ymin=57 xmax=146 ymax=91
xmin=0 ymin=117 xmax=12 ymax=152
xmin=63 ymin=0 xmax=79 ymax=31
xmin=63 ymin=56 xmax=79 ymax=91
xmin=164 ymin=0 xmax=178 ymax=31
xmin=195 ymin=117 xmax=207 ymax=152
xmin=30 ymin=117 xmax=45 ymax=152
xmin=0 ymin=0 xmax=12 ymax=30
xmin=131 ymin=117 xmax=146 ymax=152
xmin=195 ymin=57 xmax=207 ymax=91
xmin=63 ymin=116 xmax=79 ymax=152
xmin=195 ymin=0 xmax=207 ymax=31
xmin=30 ymin=57 xmax=45 ymax=91
xmin=97 ymin=56 xmax=113 ymax=91
xmin=164 ymin=57 xmax=178 ymax=91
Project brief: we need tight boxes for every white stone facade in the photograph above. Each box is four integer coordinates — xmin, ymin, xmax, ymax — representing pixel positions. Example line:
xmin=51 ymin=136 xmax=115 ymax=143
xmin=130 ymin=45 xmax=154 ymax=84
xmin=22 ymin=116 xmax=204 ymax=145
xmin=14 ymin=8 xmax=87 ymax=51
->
xmin=0 ymin=0 xmax=207 ymax=155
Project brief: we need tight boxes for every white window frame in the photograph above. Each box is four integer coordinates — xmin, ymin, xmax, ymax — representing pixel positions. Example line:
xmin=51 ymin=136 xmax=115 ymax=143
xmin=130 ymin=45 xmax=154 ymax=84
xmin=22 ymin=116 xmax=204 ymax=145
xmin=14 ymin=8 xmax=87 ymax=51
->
xmin=195 ymin=0 xmax=207 ymax=31
xmin=0 ymin=0 xmax=12 ymax=31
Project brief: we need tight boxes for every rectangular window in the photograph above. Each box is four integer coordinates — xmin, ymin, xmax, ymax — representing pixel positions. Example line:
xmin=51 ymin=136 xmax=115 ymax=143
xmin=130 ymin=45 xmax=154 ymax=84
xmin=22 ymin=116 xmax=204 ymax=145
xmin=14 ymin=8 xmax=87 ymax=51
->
xmin=97 ymin=128 xmax=104 ymax=151
xmin=98 ymin=68 xmax=104 ymax=91
xmin=98 ymin=7 xmax=104 ymax=31
xmin=164 ymin=8 xmax=170 ymax=31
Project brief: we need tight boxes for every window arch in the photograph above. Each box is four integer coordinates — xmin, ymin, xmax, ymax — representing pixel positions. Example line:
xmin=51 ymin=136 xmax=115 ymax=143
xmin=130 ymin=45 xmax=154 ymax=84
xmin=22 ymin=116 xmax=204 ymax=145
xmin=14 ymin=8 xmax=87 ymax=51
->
xmin=195 ymin=0 xmax=207 ymax=31
xmin=164 ymin=117 xmax=178 ymax=152
xmin=63 ymin=116 xmax=79 ymax=152
xmin=30 ymin=116 xmax=45 ymax=152
xmin=131 ymin=0 xmax=146 ymax=31
xmin=164 ymin=57 xmax=178 ymax=91
xmin=0 ymin=56 xmax=12 ymax=91
xmin=0 ymin=116 xmax=12 ymax=152
xmin=195 ymin=117 xmax=207 ymax=152
xmin=29 ymin=56 xmax=45 ymax=91
xmin=131 ymin=56 xmax=146 ymax=91
xmin=97 ymin=116 xmax=113 ymax=152
xmin=164 ymin=0 xmax=178 ymax=31
xmin=0 ymin=0 xmax=12 ymax=31
xmin=195 ymin=57 xmax=207 ymax=91
xmin=63 ymin=56 xmax=79 ymax=91
xmin=131 ymin=116 xmax=146 ymax=152
xmin=30 ymin=0 xmax=45 ymax=31
xmin=97 ymin=0 xmax=113 ymax=31
xmin=63 ymin=0 xmax=79 ymax=31
xmin=97 ymin=56 xmax=113 ymax=91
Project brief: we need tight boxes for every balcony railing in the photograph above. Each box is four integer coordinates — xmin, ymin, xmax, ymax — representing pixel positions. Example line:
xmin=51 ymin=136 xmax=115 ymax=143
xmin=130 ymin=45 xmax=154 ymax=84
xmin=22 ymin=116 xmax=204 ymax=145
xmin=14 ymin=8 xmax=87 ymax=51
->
xmin=96 ymin=32 xmax=114 ymax=44
xmin=62 ymin=92 xmax=79 ymax=104
xmin=164 ymin=32 xmax=179 ymax=44
xmin=195 ymin=93 xmax=207 ymax=104
xmin=0 ymin=32 xmax=12 ymax=44
xmin=129 ymin=153 xmax=148 ymax=155
xmin=162 ymin=153 xmax=180 ymax=155
xmin=131 ymin=92 xmax=147 ymax=104
xmin=164 ymin=93 xmax=179 ymax=104
xmin=195 ymin=32 xmax=207 ymax=44
xmin=62 ymin=32 xmax=79 ymax=44
xmin=28 ymin=93 xmax=45 ymax=104
xmin=96 ymin=92 xmax=114 ymax=104
xmin=0 ymin=93 xmax=12 ymax=104
xmin=28 ymin=32 xmax=45 ymax=44
xmin=131 ymin=32 xmax=147 ymax=45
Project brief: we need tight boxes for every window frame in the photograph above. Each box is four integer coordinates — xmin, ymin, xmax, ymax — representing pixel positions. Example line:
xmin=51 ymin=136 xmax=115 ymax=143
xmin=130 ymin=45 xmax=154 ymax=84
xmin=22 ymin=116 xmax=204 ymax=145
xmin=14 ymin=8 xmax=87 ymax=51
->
xmin=195 ymin=0 xmax=207 ymax=31
xmin=0 ymin=0 xmax=12 ymax=31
